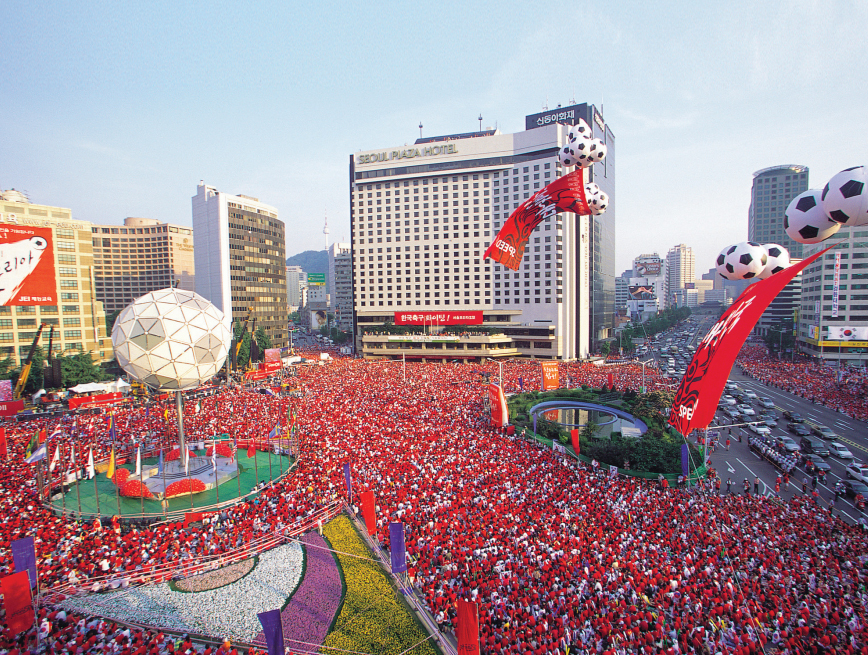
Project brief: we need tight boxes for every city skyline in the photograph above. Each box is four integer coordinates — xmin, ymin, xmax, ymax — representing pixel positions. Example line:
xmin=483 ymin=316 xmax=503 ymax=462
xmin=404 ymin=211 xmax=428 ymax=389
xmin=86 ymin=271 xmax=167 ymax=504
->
xmin=2 ymin=1 xmax=866 ymax=276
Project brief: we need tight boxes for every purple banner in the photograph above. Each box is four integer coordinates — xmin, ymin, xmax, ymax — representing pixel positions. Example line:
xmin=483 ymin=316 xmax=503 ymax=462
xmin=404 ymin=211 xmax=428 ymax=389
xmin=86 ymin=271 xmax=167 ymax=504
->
xmin=343 ymin=462 xmax=352 ymax=499
xmin=389 ymin=522 xmax=407 ymax=574
xmin=681 ymin=444 xmax=689 ymax=479
xmin=11 ymin=537 xmax=36 ymax=588
xmin=257 ymin=609 xmax=284 ymax=655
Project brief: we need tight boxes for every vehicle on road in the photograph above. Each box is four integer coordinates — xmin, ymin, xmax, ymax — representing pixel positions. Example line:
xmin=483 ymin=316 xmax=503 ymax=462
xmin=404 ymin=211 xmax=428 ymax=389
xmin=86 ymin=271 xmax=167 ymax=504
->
xmin=800 ymin=435 xmax=830 ymax=457
xmin=811 ymin=425 xmax=839 ymax=440
xmin=738 ymin=405 xmax=755 ymax=416
xmin=743 ymin=390 xmax=758 ymax=400
xmin=761 ymin=416 xmax=777 ymax=428
xmin=719 ymin=395 xmax=737 ymax=406
xmin=783 ymin=410 xmax=804 ymax=423
xmin=788 ymin=423 xmax=811 ymax=437
xmin=777 ymin=435 xmax=801 ymax=453
xmin=843 ymin=480 xmax=868 ymax=499
xmin=828 ymin=442 xmax=855 ymax=460
xmin=749 ymin=423 xmax=772 ymax=436
xmin=845 ymin=463 xmax=868 ymax=482
xmin=758 ymin=398 xmax=775 ymax=409
xmin=802 ymin=454 xmax=831 ymax=472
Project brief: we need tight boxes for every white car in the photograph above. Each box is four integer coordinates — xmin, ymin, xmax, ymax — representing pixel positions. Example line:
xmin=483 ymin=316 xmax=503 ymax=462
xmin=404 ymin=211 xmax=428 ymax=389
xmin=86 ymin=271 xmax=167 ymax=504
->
xmin=828 ymin=442 xmax=854 ymax=460
xmin=750 ymin=424 xmax=771 ymax=436
xmin=738 ymin=405 xmax=755 ymax=416
xmin=719 ymin=395 xmax=737 ymax=406
xmin=846 ymin=463 xmax=868 ymax=482
xmin=743 ymin=390 xmax=758 ymax=400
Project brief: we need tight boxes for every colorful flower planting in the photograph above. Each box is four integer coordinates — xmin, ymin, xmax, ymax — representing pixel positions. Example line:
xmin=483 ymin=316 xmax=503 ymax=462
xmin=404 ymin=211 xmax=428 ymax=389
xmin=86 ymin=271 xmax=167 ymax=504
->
xmin=164 ymin=478 xmax=207 ymax=498
xmin=322 ymin=516 xmax=436 ymax=655
xmin=118 ymin=479 xmax=153 ymax=498
xmin=206 ymin=442 xmax=235 ymax=458
xmin=164 ymin=448 xmax=181 ymax=462
xmin=111 ymin=468 xmax=130 ymax=485
xmin=252 ymin=532 xmax=342 ymax=653
xmin=60 ymin=542 xmax=304 ymax=641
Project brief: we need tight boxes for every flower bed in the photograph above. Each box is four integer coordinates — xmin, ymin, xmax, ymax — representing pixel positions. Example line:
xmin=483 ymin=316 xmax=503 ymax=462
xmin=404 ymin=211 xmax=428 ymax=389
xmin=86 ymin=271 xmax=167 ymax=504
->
xmin=321 ymin=516 xmax=436 ymax=655
xmin=164 ymin=478 xmax=207 ymax=498
xmin=206 ymin=442 xmax=235 ymax=458
xmin=173 ymin=558 xmax=256 ymax=592
xmin=60 ymin=542 xmax=304 ymax=641
xmin=165 ymin=448 xmax=181 ymax=462
xmin=112 ymin=468 xmax=130 ymax=485
xmin=252 ymin=532 xmax=342 ymax=653
xmin=119 ymin=479 xmax=153 ymax=498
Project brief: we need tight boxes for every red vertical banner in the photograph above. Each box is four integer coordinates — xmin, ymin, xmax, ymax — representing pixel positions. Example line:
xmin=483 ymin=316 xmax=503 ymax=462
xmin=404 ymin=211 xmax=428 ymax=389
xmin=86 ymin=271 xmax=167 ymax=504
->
xmin=541 ymin=361 xmax=559 ymax=390
xmin=456 ymin=598 xmax=480 ymax=654
xmin=360 ymin=490 xmax=376 ymax=536
xmin=0 ymin=427 xmax=7 ymax=458
xmin=607 ymin=373 xmax=614 ymax=388
xmin=488 ymin=384 xmax=509 ymax=428
xmin=1 ymin=571 xmax=34 ymax=635
xmin=570 ymin=428 xmax=580 ymax=455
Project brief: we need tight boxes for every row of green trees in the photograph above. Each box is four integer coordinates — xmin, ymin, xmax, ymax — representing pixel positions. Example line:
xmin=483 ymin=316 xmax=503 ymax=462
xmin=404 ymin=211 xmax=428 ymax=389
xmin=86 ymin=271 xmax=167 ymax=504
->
xmin=602 ymin=307 xmax=692 ymax=355
xmin=0 ymin=350 xmax=112 ymax=395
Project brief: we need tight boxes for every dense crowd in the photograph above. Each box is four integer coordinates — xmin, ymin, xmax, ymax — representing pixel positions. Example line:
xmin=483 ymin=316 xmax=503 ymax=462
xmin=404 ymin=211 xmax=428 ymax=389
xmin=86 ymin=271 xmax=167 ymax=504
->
xmin=737 ymin=345 xmax=868 ymax=421
xmin=1 ymin=353 xmax=866 ymax=655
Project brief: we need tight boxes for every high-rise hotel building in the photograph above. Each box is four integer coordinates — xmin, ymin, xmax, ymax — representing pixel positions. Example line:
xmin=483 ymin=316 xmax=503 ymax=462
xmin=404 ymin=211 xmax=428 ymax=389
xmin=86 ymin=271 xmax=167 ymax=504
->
xmin=192 ymin=183 xmax=288 ymax=348
xmin=748 ymin=165 xmax=809 ymax=259
xmin=350 ymin=104 xmax=615 ymax=359
xmin=91 ymin=217 xmax=195 ymax=314
xmin=0 ymin=191 xmax=111 ymax=364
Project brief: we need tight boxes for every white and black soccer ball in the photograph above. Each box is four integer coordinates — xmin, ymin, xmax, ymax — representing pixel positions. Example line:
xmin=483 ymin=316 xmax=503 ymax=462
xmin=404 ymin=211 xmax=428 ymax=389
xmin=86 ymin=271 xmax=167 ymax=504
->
xmin=558 ymin=143 xmax=585 ymax=168
xmin=580 ymin=139 xmax=607 ymax=166
xmin=784 ymin=189 xmax=841 ymax=244
xmin=756 ymin=243 xmax=791 ymax=279
xmin=584 ymin=183 xmax=608 ymax=215
xmin=716 ymin=242 xmax=768 ymax=280
xmin=566 ymin=119 xmax=593 ymax=144
xmin=821 ymin=166 xmax=868 ymax=227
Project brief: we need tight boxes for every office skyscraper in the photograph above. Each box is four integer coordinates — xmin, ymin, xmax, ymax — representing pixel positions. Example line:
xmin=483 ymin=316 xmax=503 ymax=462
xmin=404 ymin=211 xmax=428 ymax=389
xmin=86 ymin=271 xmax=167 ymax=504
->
xmin=665 ymin=244 xmax=695 ymax=307
xmin=748 ymin=165 xmax=809 ymax=258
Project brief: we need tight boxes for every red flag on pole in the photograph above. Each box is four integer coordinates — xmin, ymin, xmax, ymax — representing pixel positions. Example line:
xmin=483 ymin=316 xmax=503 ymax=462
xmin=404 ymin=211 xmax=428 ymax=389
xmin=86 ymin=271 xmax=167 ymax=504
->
xmin=38 ymin=427 xmax=47 ymax=444
xmin=360 ymin=490 xmax=376 ymax=536
xmin=0 ymin=427 xmax=7 ymax=458
xmin=570 ymin=428 xmax=580 ymax=455
xmin=247 ymin=442 xmax=255 ymax=458
xmin=456 ymin=598 xmax=481 ymax=655
xmin=1 ymin=571 xmax=34 ymax=635
xmin=669 ymin=246 xmax=831 ymax=435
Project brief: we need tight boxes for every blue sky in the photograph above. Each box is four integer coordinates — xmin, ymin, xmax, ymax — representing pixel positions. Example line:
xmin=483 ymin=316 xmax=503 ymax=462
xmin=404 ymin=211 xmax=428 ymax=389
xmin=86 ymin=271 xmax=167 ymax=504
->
xmin=2 ymin=0 xmax=866 ymax=274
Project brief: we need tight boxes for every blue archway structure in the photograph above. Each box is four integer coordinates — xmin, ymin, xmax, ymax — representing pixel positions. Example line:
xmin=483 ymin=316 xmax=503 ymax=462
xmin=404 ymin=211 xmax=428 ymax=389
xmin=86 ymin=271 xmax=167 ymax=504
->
xmin=530 ymin=400 xmax=649 ymax=435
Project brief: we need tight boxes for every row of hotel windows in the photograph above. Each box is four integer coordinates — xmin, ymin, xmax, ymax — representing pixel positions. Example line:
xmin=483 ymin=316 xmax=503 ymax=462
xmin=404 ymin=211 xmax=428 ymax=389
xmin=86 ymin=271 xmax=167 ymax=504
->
xmin=0 ymin=331 xmax=83 ymax=341
xmin=0 ymin=318 xmax=83 ymax=327
xmin=359 ymin=296 xmax=560 ymax=307
xmin=355 ymin=165 xmax=554 ymax=192
xmin=93 ymin=226 xmax=189 ymax=235
xmin=0 ymin=343 xmax=84 ymax=357
xmin=0 ymin=302 xmax=80 ymax=314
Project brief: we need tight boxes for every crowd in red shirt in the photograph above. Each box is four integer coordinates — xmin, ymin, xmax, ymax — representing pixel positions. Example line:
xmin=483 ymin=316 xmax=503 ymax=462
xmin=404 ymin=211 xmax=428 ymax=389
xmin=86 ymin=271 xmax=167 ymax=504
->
xmin=737 ymin=346 xmax=868 ymax=421
xmin=0 ymin=353 xmax=865 ymax=655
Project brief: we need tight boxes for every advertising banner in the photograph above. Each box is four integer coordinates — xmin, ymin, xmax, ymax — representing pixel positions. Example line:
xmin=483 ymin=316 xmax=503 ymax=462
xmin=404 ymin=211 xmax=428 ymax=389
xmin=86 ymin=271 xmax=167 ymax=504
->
xmin=635 ymin=261 xmax=662 ymax=276
xmin=808 ymin=325 xmax=819 ymax=340
xmin=488 ymin=384 xmax=509 ymax=428
xmin=0 ymin=380 xmax=11 ymax=402
xmin=541 ymin=361 xmax=559 ymax=390
xmin=264 ymin=348 xmax=281 ymax=363
xmin=0 ymin=225 xmax=57 ymax=305
xmin=307 ymin=273 xmax=325 ymax=286
xmin=827 ymin=326 xmax=868 ymax=340
xmin=311 ymin=309 xmax=328 ymax=329
xmin=628 ymin=285 xmax=656 ymax=300
xmin=0 ymin=399 xmax=24 ymax=417
xmin=68 ymin=393 xmax=125 ymax=410
xmin=393 ymin=311 xmax=483 ymax=326
xmin=832 ymin=253 xmax=841 ymax=318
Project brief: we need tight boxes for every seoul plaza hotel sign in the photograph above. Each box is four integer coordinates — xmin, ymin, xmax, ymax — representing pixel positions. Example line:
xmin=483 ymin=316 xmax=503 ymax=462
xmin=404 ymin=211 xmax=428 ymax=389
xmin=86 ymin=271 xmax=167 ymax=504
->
xmin=356 ymin=143 xmax=458 ymax=165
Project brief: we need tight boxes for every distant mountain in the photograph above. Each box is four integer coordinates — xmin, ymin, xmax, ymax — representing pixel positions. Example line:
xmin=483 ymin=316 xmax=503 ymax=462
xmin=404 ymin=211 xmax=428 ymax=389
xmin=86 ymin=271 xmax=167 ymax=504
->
xmin=286 ymin=250 xmax=328 ymax=274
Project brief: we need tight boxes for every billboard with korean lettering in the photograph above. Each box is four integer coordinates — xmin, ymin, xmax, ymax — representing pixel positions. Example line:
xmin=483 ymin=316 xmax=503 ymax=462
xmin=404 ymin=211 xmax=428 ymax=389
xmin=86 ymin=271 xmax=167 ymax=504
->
xmin=393 ymin=311 xmax=483 ymax=326
xmin=0 ymin=225 xmax=57 ymax=306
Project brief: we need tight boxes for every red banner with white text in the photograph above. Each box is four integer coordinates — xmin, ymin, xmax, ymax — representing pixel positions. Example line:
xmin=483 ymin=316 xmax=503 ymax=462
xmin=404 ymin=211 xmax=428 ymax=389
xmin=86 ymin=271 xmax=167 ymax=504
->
xmin=0 ymin=399 xmax=24 ymax=417
xmin=456 ymin=599 xmax=481 ymax=655
xmin=394 ymin=311 xmax=483 ymax=326
xmin=68 ymin=392 xmax=125 ymax=410
xmin=484 ymin=168 xmax=589 ymax=270
xmin=1 ymin=571 xmax=34 ymax=635
xmin=488 ymin=384 xmax=509 ymax=428
xmin=541 ymin=361 xmax=559 ymax=390
xmin=668 ymin=247 xmax=831 ymax=435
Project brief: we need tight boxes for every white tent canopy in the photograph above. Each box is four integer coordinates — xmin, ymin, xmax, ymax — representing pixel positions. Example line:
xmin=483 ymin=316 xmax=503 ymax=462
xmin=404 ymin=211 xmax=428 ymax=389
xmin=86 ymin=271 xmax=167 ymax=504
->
xmin=70 ymin=382 xmax=106 ymax=393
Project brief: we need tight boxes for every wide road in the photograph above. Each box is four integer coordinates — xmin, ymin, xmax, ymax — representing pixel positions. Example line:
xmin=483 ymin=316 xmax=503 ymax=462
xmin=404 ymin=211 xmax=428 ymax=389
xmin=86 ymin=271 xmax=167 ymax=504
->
xmin=700 ymin=364 xmax=867 ymax=526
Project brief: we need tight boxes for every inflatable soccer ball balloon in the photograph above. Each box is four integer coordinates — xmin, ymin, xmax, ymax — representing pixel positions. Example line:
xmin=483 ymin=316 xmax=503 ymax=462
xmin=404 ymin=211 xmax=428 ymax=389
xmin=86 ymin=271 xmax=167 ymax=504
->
xmin=585 ymin=183 xmax=608 ymax=215
xmin=716 ymin=242 xmax=768 ymax=280
xmin=583 ymin=139 xmax=608 ymax=165
xmin=558 ymin=143 xmax=583 ymax=168
xmin=111 ymin=288 xmax=231 ymax=391
xmin=567 ymin=119 xmax=593 ymax=143
xmin=784 ymin=189 xmax=841 ymax=244
xmin=822 ymin=166 xmax=868 ymax=227
xmin=757 ymin=243 xmax=791 ymax=279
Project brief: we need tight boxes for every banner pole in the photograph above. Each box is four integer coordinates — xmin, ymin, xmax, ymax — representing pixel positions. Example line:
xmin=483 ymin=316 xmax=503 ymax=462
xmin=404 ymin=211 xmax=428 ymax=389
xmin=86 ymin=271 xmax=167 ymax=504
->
xmin=93 ymin=468 xmax=101 ymax=517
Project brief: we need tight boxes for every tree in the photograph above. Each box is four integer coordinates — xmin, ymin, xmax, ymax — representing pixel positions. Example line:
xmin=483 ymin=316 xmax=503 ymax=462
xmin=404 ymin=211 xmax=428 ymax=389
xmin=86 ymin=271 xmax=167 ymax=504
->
xmin=58 ymin=352 xmax=112 ymax=387
xmin=254 ymin=325 xmax=272 ymax=351
xmin=600 ymin=341 xmax=612 ymax=356
xmin=233 ymin=321 xmax=251 ymax=369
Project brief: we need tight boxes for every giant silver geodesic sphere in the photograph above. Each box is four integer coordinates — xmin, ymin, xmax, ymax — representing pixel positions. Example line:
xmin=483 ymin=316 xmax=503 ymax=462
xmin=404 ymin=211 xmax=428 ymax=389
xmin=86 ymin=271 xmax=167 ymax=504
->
xmin=111 ymin=288 xmax=231 ymax=391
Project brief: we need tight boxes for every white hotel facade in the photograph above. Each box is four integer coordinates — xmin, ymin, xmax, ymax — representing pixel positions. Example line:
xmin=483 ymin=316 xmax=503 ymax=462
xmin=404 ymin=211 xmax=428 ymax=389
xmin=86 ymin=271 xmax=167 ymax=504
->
xmin=350 ymin=105 xmax=616 ymax=360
